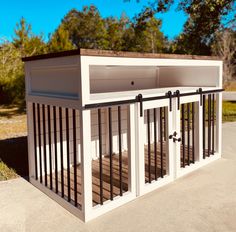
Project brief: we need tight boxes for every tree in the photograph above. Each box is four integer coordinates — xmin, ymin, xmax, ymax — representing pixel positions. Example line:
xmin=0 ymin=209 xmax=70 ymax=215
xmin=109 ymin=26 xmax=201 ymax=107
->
xmin=131 ymin=0 xmax=235 ymax=55
xmin=105 ymin=14 xmax=130 ymax=51
xmin=13 ymin=17 xmax=46 ymax=56
xmin=212 ymin=29 xmax=236 ymax=83
xmin=131 ymin=8 xmax=167 ymax=53
xmin=0 ymin=38 xmax=23 ymax=103
xmin=174 ymin=0 xmax=236 ymax=55
xmin=48 ymin=25 xmax=75 ymax=52
xmin=62 ymin=6 xmax=108 ymax=49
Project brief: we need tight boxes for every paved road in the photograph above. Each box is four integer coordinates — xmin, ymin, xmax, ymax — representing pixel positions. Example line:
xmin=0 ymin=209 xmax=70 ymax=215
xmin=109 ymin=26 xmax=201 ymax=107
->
xmin=1 ymin=122 xmax=236 ymax=232
xmin=223 ymin=91 xmax=236 ymax=101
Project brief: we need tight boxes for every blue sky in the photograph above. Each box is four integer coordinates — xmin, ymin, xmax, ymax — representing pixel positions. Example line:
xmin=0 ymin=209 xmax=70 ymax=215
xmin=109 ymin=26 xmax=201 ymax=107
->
xmin=0 ymin=0 xmax=187 ymax=41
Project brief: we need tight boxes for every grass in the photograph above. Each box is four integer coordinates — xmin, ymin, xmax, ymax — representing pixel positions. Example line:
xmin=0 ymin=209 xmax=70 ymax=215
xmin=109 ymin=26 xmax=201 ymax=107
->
xmin=0 ymin=160 xmax=18 ymax=181
xmin=224 ymin=81 xmax=236 ymax=91
xmin=0 ymin=105 xmax=27 ymax=140
xmin=222 ymin=101 xmax=236 ymax=122
xmin=0 ymin=105 xmax=27 ymax=180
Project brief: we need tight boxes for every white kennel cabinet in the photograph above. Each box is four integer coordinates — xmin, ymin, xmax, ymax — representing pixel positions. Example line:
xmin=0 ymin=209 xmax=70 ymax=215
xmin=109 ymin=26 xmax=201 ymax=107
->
xmin=23 ymin=49 xmax=223 ymax=222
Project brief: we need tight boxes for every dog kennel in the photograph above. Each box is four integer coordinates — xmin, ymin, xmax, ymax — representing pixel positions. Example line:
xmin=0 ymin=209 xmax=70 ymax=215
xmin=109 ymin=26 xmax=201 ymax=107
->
xmin=22 ymin=49 xmax=223 ymax=222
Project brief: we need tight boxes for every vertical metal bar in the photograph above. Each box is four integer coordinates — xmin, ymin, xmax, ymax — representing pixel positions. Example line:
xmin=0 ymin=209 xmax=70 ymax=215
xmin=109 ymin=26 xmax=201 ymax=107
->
xmin=47 ymin=105 xmax=53 ymax=190
xmin=212 ymin=94 xmax=215 ymax=155
xmin=98 ymin=108 xmax=103 ymax=205
xmin=59 ymin=107 xmax=64 ymax=198
xmin=208 ymin=94 xmax=211 ymax=157
xmin=108 ymin=107 xmax=113 ymax=200
xmin=163 ymin=109 xmax=166 ymax=141
xmin=147 ymin=109 xmax=151 ymax=183
xmin=187 ymin=103 xmax=190 ymax=166
xmin=42 ymin=104 xmax=47 ymax=186
xmin=203 ymin=95 xmax=206 ymax=159
xmin=37 ymin=104 xmax=42 ymax=183
xmin=72 ymin=109 xmax=77 ymax=207
xmin=181 ymin=104 xmax=185 ymax=168
xmin=53 ymin=106 xmax=58 ymax=193
xmin=160 ymin=107 xmax=163 ymax=177
xmin=65 ymin=108 xmax=71 ymax=202
xmin=153 ymin=108 xmax=157 ymax=180
xmin=32 ymin=103 xmax=38 ymax=180
xmin=192 ymin=102 xmax=195 ymax=163
xmin=118 ymin=106 xmax=123 ymax=196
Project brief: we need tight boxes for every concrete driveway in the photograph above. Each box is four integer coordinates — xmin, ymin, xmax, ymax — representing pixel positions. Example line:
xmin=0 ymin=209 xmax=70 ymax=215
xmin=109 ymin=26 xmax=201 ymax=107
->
xmin=1 ymin=122 xmax=236 ymax=232
xmin=223 ymin=91 xmax=236 ymax=101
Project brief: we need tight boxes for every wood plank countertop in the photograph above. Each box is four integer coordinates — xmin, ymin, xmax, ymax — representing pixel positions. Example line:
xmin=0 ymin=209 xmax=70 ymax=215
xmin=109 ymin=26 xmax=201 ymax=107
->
xmin=22 ymin=48 xmax=221 ymax=62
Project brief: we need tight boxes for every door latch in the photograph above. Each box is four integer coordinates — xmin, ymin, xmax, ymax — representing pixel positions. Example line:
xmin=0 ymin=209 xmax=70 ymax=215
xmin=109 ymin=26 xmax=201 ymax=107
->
xmin=169 ymin=131 xmax=181 ymax=142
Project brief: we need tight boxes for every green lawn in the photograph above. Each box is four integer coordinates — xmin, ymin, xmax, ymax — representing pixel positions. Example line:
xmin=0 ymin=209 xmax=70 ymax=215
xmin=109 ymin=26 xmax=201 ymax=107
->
xmin=223 ymin=101 xmax=236 ymax=122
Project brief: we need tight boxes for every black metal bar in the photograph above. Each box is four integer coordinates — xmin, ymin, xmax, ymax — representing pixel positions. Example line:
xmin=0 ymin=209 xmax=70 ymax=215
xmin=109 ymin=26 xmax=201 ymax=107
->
xmin=212 ymin=94 xmax=215 ymax=155
xmin=181 ymin=104 xmax=185 ymax=167
xmin=187 ymin=103 xmax=190 ymax=166
xmin=65 ymin=108 xmax=71 ymax=202
xmin=203 ymin=95 xmax=206 ymax=159
xmin=160 ymin=107 xmax=163 ymax=177
xmin=192 ymin=102 xmax=195 ymax=163
xmin=175 ymin=90 xmax=180 ymax=110
xmin=98 ymin=108 xmax=103 ymax=205
xmin=108 ymin=107 xmax=113 ymax=200
xmin=180 ymin=88 xmax=224 ymax=98
xmin=53 ymin=106 xmax=58 ymax=193
xmin=198 ymin=88 xmax=203 ymax=106
xmin=32 ymin=103 xmax=38 ymax=180
xmin=37 ymin=104 xmax=43 ymax=183
xmin=59 ymin=107 xmax=64 ymax=198
xmin=47 ymin=105 xmax=53 ymax=190
xmin=166 ymin=91 xmax=172 ymax=111
xmin=84 ymin=89 xmax=224 ymax=110
xmin=147 ymin=109 xmax=151 ymax=183
xmin=163 ymin=108 xmax=166 ymax=141
xmin=208 ymin=94 xmax=211 ymax=157
xmin=42 ymin=104 xmax=47 ymax=186
xmin=137 ymin=94 xmax=143 ymax=117
xmin=153 ymin=108 xmax=157 ymax=180
xmin=118 ymin=106 xmax=123 ymax=196
xmin=72 ymin=109 xmax=77 ymax=207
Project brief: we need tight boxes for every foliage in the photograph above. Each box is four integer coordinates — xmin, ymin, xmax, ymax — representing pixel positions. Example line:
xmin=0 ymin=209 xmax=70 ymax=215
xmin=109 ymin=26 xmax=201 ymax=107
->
xmin=13 ymin=17 xmax=47 ymax=56
xmin=48 ymin=25 xmax=75 ymax=52
xmin=131 ymin=10 xmax=167 ymax=53
xmin=212 ymin=29 xmax=236 ymax=83
xmin=174 ymin=0 xmax=236 ymax=55
xmin=223 ymin=101 xmax=236 ymax=122
xmin=0 ymin=18 xmax=46 ymax=104
xmin=135 ymin=0 xmax=235 ymax=55
xmin=0 ymin=3 xmax=235 ymax=105
xmin=0 ymin=39 xmax=23 ymax=104
xmin=62 ymin=6 xmax=109 ymax=49
xmin=104 ymin=14 xmax=129 ymax=51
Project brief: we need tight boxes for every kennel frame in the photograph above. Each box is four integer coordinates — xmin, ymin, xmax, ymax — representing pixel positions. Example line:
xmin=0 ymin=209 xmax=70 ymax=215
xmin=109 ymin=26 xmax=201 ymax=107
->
xmin=23 ymin=49 xmax=223 ymax=222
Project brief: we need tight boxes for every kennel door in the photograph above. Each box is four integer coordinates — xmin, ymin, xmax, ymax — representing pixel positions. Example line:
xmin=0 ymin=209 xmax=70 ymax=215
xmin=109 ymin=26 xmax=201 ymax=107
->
xmin=174 ymin=94 xmax=201 ymax=178
xmin=136 ymin=98 xmax=174 ymax=196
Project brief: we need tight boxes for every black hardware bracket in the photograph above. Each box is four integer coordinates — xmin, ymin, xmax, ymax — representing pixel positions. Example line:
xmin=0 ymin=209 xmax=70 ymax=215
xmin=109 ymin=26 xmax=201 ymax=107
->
xmin=166 ymin=91 xmax=172 ymax=112
xmin=197 ymin=88 xmax=203 ymax=106
xmin=175 ymin=90 xmax=180 ymax=110
xmin=137 ymin=94 xmax=143 ymax=117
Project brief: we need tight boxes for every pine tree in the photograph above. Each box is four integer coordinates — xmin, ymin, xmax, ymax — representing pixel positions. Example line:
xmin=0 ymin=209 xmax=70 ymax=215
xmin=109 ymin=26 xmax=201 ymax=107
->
xmin=48 ymin=25 xmax=75 ymax=52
